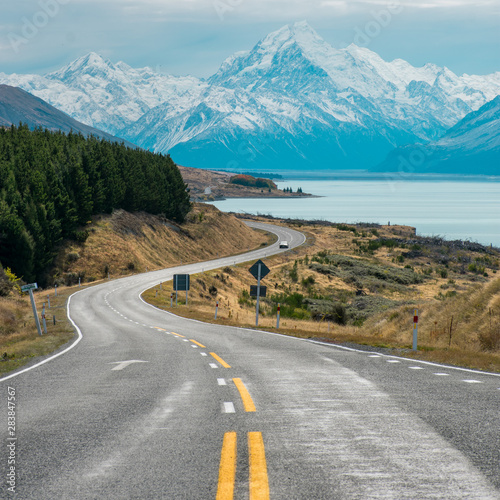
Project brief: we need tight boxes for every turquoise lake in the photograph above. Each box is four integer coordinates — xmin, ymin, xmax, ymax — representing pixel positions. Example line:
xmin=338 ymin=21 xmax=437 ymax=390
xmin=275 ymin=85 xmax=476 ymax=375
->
xmin=209 ymin=179 xmax=500 ymax=247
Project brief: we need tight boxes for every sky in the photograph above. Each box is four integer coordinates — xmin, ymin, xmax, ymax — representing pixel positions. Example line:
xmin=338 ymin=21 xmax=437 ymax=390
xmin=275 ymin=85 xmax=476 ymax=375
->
xmin=0 ymin=0 xmax=499 ymax=78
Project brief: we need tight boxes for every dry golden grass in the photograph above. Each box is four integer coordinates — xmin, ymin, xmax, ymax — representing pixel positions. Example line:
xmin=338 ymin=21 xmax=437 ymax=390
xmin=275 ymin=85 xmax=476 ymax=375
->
xmin=0 ymin=286 xmax=75 ymax=375
xmin=50 ymin=203 xmax=269 ymax=285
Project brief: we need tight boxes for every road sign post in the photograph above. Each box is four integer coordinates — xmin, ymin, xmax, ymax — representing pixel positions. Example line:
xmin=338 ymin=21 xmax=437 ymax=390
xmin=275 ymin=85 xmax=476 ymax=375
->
xmin=248 ymin=260 xmax=270 ymax=327
xmin=255 ymin=263 xmax=261 ymax=326
xmin=277 ymin=303 xmax=280 ymax=329
xmin=173 ymin=274 xmax=190 ymax=306
xmin=22 ymin=283 xmax=42 ymax=337
xmin=413 ymin=308 xmax=418 ymax=351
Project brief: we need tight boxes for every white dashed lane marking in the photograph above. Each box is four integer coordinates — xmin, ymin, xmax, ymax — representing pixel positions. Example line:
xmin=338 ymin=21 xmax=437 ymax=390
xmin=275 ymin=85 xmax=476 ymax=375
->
xmin=218 ymin=378 xmax=227 ymax=386
xmin=463 ymin=380 xmax=483 ymax=384
xmin=223 ymin=402 xmax=235 ymax=413
xmin=409 ymin=366 xmax=424 ymax=370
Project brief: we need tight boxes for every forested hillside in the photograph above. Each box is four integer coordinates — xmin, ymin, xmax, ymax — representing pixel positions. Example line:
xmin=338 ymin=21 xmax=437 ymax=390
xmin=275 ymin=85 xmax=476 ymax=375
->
xmin=0 ymin=125 xmax=191 ymax=283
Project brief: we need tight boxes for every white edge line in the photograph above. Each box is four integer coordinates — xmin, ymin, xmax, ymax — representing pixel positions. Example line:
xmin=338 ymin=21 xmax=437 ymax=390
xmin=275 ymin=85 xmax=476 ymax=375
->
xmin=308 ymin=339 xmax=500 ymax=378
xmin=0 ymin=290 xmax=84 ymax=382
xmin=138 ymin=289 xmax=500 ymax=379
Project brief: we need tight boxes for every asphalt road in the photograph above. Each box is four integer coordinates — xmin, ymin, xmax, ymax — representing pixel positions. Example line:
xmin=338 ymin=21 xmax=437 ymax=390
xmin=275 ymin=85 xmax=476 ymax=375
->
xmin=1 ymin=221 xmax=499 ymax=499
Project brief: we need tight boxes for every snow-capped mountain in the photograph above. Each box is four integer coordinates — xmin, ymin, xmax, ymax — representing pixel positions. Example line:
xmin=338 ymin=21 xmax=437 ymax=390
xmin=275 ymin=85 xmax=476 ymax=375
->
xmin=375 ymin=95 xmax=500 ymax=174
xmin=0 ymin=52 xmax=205 ymax=135
xmin=1 ymin=22 xmax=499 ymax=171
xmin=123 ymin=21 xmax=500 ymax=170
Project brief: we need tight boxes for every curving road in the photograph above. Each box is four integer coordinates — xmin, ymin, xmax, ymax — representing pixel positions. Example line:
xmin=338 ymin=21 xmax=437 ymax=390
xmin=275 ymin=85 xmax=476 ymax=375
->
xmin=1 ymin=221 xmax=499 ymax=499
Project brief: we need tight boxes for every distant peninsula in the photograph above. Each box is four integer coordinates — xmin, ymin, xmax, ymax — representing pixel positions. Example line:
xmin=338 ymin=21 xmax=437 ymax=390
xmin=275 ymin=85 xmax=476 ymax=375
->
xmin=178 ymin=166 xmax=313 ymax=201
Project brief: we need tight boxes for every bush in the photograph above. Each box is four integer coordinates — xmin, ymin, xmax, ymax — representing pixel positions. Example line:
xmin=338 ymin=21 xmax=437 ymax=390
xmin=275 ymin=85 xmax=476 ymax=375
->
xmin=72 ymin=230 xmax=90 ymax=243
xmin=67 ymin=252 xmax=80 ymax=263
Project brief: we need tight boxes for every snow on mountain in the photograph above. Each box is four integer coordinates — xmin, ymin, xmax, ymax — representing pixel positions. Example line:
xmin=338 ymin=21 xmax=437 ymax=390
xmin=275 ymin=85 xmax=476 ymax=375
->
xmin=0 ymin=52 xmax=205 ymax=134
xmin=374 ymin=95 xmax=500 ymax=175
xmin=1 ymin=21 xmax=499 ymax=171
xmin=0 ymin=84 xmax=136 ymax=147
xmin=124 ymin=21 xmax=500 ymax=170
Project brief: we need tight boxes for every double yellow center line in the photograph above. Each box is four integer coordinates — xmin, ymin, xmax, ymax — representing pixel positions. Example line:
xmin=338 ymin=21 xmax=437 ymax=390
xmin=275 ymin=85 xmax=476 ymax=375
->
xmin=216 ymin=432 xmax=270 ymax=500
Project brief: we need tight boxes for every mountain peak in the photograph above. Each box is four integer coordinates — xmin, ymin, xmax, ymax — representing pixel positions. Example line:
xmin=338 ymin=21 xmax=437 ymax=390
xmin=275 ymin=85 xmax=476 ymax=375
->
xmin=47 ymin=52 xmax=116 ymax=80
xmin=258 ymin=21 xmax=326 ymax=54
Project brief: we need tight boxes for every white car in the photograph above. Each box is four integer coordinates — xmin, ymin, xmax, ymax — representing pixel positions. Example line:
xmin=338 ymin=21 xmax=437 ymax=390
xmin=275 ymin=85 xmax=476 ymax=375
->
xmin=279 ymin=241 xmax=289 ymax=248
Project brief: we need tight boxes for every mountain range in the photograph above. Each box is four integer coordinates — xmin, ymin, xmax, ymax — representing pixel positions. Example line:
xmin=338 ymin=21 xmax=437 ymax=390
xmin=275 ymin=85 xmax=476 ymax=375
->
xmin=376 ymin=95 xmax=500 ymax=175
xmin=1 ymin=21 xmax=499 ymax=172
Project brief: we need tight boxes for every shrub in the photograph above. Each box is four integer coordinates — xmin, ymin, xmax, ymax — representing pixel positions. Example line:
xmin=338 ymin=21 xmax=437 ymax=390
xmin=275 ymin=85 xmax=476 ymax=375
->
xmin=72 ymin=230 xmax=90 ymax=243
xmin=67 ymin=252 xmax=80 ymax=263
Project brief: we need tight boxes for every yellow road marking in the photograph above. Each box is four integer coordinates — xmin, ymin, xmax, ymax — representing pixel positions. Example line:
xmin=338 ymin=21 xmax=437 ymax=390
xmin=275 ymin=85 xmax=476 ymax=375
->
xmin=154 ymin=327 xmax=166 ymax=331
xmin=210 ymin=352 xmax=231 ymax=368
xmin=170 ymin=332 xmax=186 ymax=338
xmin=248 ymin=432 xmax=270 ymax=500
xmin=233 ymin=378 xmax=256 ymax=412
xmin=216 ymin=432 xmax=237 ymax=500
xmin=190 ymin=339 xmax=206 ymax=348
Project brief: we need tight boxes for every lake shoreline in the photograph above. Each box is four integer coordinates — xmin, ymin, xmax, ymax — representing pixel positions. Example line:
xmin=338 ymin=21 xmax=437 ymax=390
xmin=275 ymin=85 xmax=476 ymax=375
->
xmin=208 ymin=178 xmax=500 ymax=248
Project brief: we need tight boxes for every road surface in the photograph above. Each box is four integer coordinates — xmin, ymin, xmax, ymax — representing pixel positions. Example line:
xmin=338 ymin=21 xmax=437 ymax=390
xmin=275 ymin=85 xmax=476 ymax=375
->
xmin=1 ymin=221 xmax=499 ymax=499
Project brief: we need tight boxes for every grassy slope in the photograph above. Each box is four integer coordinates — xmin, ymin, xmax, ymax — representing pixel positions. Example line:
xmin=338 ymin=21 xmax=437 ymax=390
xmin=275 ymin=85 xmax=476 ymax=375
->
xmin=0 ymin=204 xmax=269 ymax=375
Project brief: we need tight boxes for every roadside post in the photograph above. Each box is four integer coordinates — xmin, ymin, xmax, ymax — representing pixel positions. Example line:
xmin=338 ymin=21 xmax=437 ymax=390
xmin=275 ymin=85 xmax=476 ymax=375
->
xmin=215 ymin=301 xmax=219 ymax=320
xmin=413 ymin=308 xmax=419 ymax=351
xmin=47 ymin=295 xmax=51 ymax=308
xmin=54 ymin=284 xmax=57 ymax=297
xmin=277 ymin=303 xmax=280 ymax=329
xmin=41 ymin=303 xmax=47 ymax=334
xmin=22 ymin=283 xmax=42 ymax=336
xmin=170 ymin=293 xmax=173 ymax=308
xmin=248 ymin=260 xmax=270 ymax=327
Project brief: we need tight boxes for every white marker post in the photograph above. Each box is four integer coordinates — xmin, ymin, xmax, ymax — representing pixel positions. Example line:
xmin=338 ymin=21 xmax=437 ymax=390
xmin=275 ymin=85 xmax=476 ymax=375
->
xmin=170 ymin=293 xmax=173 ymax=308
xmin=41 ymin=303 xmax=47 ymax=334
xmin=277 ymin=303 xmax=280 ymax=329
xmin=215 ymin=301 xmax=219 ymax=320
xmin=413 ymin=309 xmax=418 ymax=351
